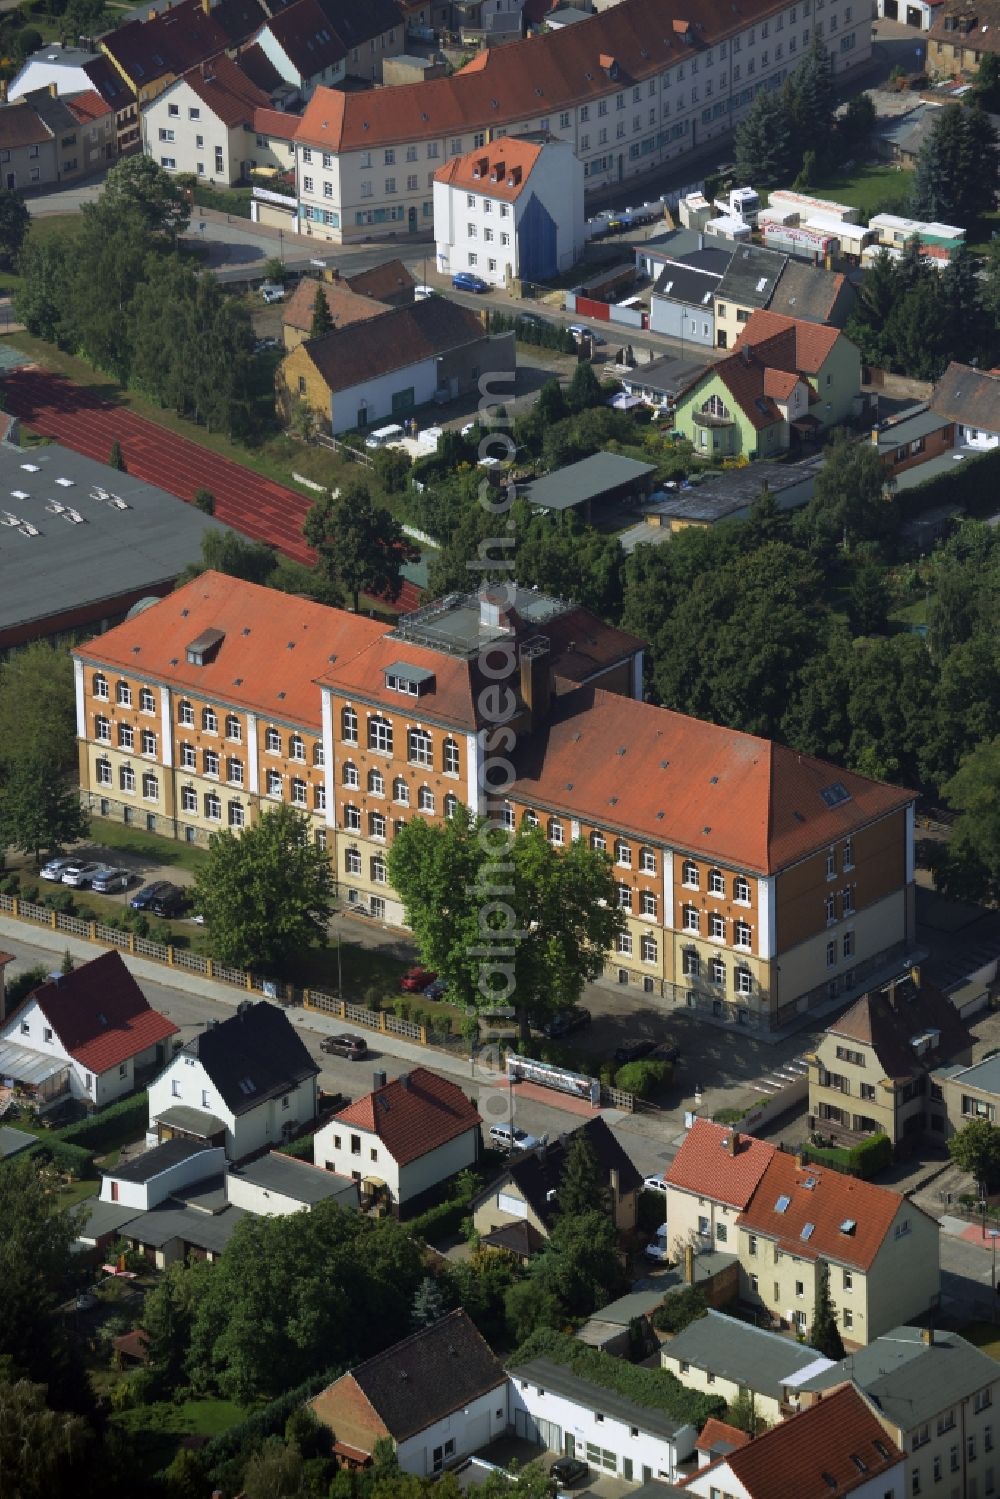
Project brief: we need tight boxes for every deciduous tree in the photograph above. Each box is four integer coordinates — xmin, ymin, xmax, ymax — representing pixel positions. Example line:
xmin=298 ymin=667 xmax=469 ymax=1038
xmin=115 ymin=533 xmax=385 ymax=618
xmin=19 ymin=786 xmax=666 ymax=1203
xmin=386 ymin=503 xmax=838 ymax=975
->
xmin=98 ymin=153 xmax=190 ymax=240
xmin=0 ymin=754 xmax=89 ymax=865
xmin=948 ymin=1116 xmax=1000 ymax=1195
xmin=304 ymin=481 xmax=414 ymax=612
xmin=0 ymin=188 xmax=29 ymax=267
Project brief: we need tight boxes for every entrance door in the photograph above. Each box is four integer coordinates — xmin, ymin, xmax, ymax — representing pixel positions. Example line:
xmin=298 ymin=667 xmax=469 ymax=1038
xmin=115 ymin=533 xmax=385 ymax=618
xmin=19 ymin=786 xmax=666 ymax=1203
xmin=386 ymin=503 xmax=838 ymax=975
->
xmin=408 ymin=206 xmax=417 ymax=232
xmin=618 ymin=153 xmax=624 ymax=181
xmin=566 ymin=1435 xmax=575 ymax=1459
xmin=4 ymin=173 xmax=13 ymax=191
xmin=110 ymin=1181 xmax=119 ymax=1202
xmin=883 ymin=0 xmax=898 ymax=15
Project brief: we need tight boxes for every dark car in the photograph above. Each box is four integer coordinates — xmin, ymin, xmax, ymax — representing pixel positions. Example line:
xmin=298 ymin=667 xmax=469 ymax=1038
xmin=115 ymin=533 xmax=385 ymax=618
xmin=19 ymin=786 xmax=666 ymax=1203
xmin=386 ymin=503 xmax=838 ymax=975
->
xmin=550 ymin=1457 xmax=588 ymax=1488
xmin=400 ymin=966 xmax=437 ymax=993
xmin=542 ymin=1005 xmax=591 ymax=1040
xmin=320 ymin=1033 xmax=368 ymax=1060
xmin=148 ymin=883 xmax=188 ymax=919
xmin=614 ymin=1037 xmax=657 ymax=1066
xmin=129 ymin=880 xmax=171 ymax=910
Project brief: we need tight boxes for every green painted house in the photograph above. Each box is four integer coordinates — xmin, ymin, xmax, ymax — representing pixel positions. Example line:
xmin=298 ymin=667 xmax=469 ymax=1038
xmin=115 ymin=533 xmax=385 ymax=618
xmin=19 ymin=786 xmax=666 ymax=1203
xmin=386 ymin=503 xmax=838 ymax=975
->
xmin=673 ymin=311 xmax=861 ymax=460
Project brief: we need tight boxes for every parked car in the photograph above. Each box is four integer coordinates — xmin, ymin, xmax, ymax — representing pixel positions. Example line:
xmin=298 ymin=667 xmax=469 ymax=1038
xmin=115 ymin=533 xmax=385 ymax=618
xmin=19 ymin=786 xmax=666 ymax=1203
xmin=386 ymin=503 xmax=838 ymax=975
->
xmin=643 ymin=1172 xmax=669 ymax=1193
xmin=541 ymin=1005 xmax=591 ymax=1040
xmin=414 ymin=284 xmax=437 ymax=300
xmin=645 ymin=1223 xmax=670 ymax=1262
xmin=90 ymin=865 xmax=133 ymax=894
xmin=614 ymin=1038 xmax=657 ymax=1066
xmin=74 ymin=1291 xmax=98 ymax=1311
xmin=320 ymin=1033 xmax=368 ymax=1060
xmin=452 ymin=271 xmax=487 ymax=292
xmin=259 ymin=282 xmax=285 ymax=303
xmin=400 ymin=966 xmax=437 ymax=993
xmin=550 ymin=1458 xmax=589 ymax=1488
xmin=489 ymin=1123 xmax=543 ymax=1152
xmin=254 ymin=336 xmax=280 ymax=352
xmin=61 ymin=861 xmax=101 ymax=888
xmin=40 ymin=856 xmax=76 ymax=882
xmin=423 ymin=978 xmax=447 ymax=999
xmin=130 ymin=880 xmax=171 ymax=910
xmin=568 ymin=324 xmax=606 ymax=346
xmin=148 ymin=884 xmax=188 ymax=919
xmin=652 ymin=1041 xmax=681 ymax=1064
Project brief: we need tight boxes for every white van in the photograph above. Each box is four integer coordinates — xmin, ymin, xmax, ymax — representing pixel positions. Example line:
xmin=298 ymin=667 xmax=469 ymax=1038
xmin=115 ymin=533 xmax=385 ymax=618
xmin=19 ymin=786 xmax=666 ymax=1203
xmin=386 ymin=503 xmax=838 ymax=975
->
xmin=259 ymin=282 xmax=285 ymax=303
xmin=645 ymin=1223 xmax=669 ymax=1262
xmin=364 ymin=423 xmax=405 ymax=450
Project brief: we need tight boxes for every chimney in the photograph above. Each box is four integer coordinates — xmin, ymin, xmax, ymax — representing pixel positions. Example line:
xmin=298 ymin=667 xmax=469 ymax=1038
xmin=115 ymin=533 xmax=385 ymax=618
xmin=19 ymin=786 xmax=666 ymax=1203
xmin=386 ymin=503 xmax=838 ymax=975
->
xmin=48 ymin=81 xmax=58 ymax=97
xmin=373 ymin=1069 xmax=387 ymax=1090
xmin=609 ymin=1165 xmax=620 ymax=1200
xmin=910 ymin=964 xmax=921 ymax=989
xmin=922 ymin=1326 xmax=935 ymax=1346
xmin=401 ymin=1072 xmax=411 ymax=1090
xmin=724 ymin=1131 xmax=739 ymax=1157
xmin=519 ymin=639 xmax=551 ymax=733
xmin=741 ymin=344 xmax=751 ymax=366
xmin=684 ymin=1244 xmax=695 ymax=1285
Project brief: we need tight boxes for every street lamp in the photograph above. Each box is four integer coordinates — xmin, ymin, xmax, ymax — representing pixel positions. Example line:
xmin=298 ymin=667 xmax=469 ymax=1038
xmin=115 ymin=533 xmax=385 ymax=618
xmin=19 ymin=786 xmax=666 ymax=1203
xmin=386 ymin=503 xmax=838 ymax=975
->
xmin=989 ymin=1228 xmax=1000 ymax=1320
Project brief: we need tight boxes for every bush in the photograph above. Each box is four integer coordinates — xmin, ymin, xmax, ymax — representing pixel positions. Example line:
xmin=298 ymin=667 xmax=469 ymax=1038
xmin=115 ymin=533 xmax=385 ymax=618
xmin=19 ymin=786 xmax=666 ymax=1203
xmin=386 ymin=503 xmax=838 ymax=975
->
xmin=278 ymin=1134 xmax=315 ymax=1161
xmin=59 ymin=1091 xmax=149 ymax=1152
xmin=42 ymin=888 xmax=75 ymax=914
xmin=193 ymin=487 xmax=215 ymax=515
xmin=406 ymin=1196 xmax=468 ymax=1243
xmin=0 ymin=872 xmax=20 ymax=895
xmin=637 ymin=1188 xmax=667 ymax=1234
xmin=38 ymin=1138 xmax=96 ymax=1179
xmin=4 ymin=964 xmax=48 ymax=1009
xmin=712 ymin=1107 xmax=746 ymax=1125
xmin=613 ymin=1058 xmax=672 ymax=1098
xmin=801 ymin=1131 xmax=892 ymax=1179
xmin=651 ymin=1286 xmax=708 ymax=1334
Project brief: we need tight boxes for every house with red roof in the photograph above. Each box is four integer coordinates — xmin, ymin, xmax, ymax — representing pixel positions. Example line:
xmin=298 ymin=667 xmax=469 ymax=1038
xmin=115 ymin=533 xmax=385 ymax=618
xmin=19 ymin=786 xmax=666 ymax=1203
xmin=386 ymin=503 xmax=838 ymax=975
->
xmin=672 ymin=310 xmax=862 ymax=459
xmin=312 ymin=1066 xmax=481 ymax=1213
xmin=664 ymin=1119 xmax=776 ymax=1263
xmin=0 ymin=949 xmax=178 ymax=1111
xmin=140 ymin=55 xmax=293 ymax=186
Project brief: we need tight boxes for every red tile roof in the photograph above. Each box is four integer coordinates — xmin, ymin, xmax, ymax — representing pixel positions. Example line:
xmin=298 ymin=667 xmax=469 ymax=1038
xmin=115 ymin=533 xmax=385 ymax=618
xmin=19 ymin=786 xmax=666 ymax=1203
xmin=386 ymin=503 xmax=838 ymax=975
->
xmin=334 ymin=1067 xmax=481 ymax=1166
xmin=236 ymin=42 xmax=286 ymax=93
xmin=72 ymin=571 xmax=388 ymax=732
xmin=736 ymin=1151 xmax=909 ymax=1273
xmin=699 ymin=1385 xmax=902 ymax=1499
xmin=7 ymin=950 xmax=178 ymax=1075
xmin=253 ymin=105 xmax=300 ymax=139
xmin=296 ymin=0 xmax=795 ymax=151
xmin=344 ymin=258 xmax=416 ymax=303
xmin=282 ymin=275 xmax=389 ymax=334
xmin=65 ymin=89 xmax=113 ymax=124
xmin=666 ymin=1120 xmax=776 ymax=1209
xmin=434 ymin=136 xmax=545 ymax=203
xmin=733 ymin=309 xmax=844 ymax=375
xmin=179 ymin=54 xmax=271 ymax=128
xmin=510 ymin=686 xmax=913 ymax=875
xmin=101 ymin=0 xmax=230 ymax=88
xmin=0 ymin=101 xmax=52 ymax=149
xmin=299 ymin=299 xmax=489 ymax=396
xmin=264 ymin=0 xmax=348 ymax=76
xmin=694 ymin=1418 xmax=752 ymax=1456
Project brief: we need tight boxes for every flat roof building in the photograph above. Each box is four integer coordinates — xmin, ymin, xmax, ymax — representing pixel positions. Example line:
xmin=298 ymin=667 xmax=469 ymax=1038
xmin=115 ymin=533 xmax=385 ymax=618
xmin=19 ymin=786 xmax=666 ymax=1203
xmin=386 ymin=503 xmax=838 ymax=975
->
xmin=521 ymin=452 xmax=657 ymax=520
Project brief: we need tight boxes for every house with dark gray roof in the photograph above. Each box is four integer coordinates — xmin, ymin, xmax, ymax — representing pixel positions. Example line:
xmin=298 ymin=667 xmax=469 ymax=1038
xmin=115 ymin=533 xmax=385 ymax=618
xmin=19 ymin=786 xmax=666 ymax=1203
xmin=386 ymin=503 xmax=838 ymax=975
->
xmin=471 ymin=1116 xmax=642 ymax=1248
xmin=310 ymin=1309 xmax=509 ymax=1471
xmin=147 ymin=999 xmax=319 ymax=1160
xmin=661 ymin=1309 xmax=832 ymax=1424
xmin=714 ymin=244 xmax=787 ymax=351
xmin=931 ymin=362 xmax=1000 ymax=451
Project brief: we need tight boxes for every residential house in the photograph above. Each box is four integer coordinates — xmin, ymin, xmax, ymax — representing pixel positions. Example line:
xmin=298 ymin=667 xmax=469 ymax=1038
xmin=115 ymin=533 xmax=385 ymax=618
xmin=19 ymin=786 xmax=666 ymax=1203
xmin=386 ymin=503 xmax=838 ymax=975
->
xmin=0 ymin=96 xmax=59 ymax=192
xmin=19 ymin=85 xmax=92 ymax=183
xmin=794 ymin=1326 xmax=1000 ymax=1499
xmin=0 ymin=949 xmax=178 ymax=1112
xmin=931 ymin=361 xmax=1000 ymax=450
xmin=672 ymin=312 xmax=862 ymax=459
xmin=874 ymin=0 xmax=941 ymax=30
xmin=663 ymin=1120 xmax=776 ymax=1263
xmin=254 ymin=0 xmax=403 ymax=96
xmin=693 ymin=1418 xmax=752 ymax=1468
xmin=341 ymin=258 xmax=416 ymax=305
xmin=75 ymin=573 xmax=920 ymax=1030
xmin=147 ymin=998 xmax=320 ymax=1159
xmin=871 ymin=404 xmax=957 ymax=482
xmin=291 ymin=0 xmax=871 ymax=245
xmin=928 ymin=0 xmax=1000 ymax=77
xmin=735 ymin=1148 xmax=941 ymax=1344
xmin=648 ymin=245 xmax=730 ymax=346
xmin=634 ymin=455 xmax=819 ymax=536
xmin=9 ymin=47 xmax=138 ymax=155
xmin=141 ymin=55 xmax=278 ymax=184
xmin=712 ymin=244 xmax=787 ymax=351
xmin=65 ymin=90 xmax=117 ymax=171
xmin=310 ymin=1310 xmax=509 ymax=1472
xmin=100 ymin=0 xmax=234 ymax=108
xmin=313 ymin=1065 xmax=481 ymax=1212
xmin=682 ymin=1384 xmax=904 ymax=1499
xmin=932 ymin=1052 xmax=1000 ymax=1138
xmin=434 ymin=135 xmax=584 ymax=288
xmin=226 ymin=1149 xmax=360 ymax=1215
xmin=275 ymin=297 xmax=515 ymax=433
xmin=280 ymin=259 xmax=416 ymax=350
xmin=660 ymin=1308 xmax=831 ymax=1426
xmin=806 ymin=968 xmax=972 ymax=1151
xmin=618 ymin=353 xmax=712 ymax=416
xmin=98 ymin=1137 xmax=226 ymax=1212
xmin=508 ymin=1354 xmax=696 ymax=1483
xmin=470 ymin=1116 xmax=642 ymax=1247
xmin=765 ymin=259 xmax=856 ymax=328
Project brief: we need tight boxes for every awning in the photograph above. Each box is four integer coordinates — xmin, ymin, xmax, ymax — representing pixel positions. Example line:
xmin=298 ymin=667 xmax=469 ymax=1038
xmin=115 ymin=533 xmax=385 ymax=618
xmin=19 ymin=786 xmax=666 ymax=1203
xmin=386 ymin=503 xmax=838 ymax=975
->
xmin=333 ymin=1442 xmax=372 ymax=1465
xmin=361 ymin=1176 xmax=386 ymax=1189
xmin=0 ymin=1039 xmax=69 ymax=1087
xmin=155 ymin=1104 xmax=226 ymax=1139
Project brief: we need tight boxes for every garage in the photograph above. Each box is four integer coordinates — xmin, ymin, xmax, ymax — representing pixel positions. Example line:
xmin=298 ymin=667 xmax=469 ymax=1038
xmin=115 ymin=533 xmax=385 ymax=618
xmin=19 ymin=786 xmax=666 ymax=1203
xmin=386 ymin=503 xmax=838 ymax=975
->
xmin=463 ymin=1412 xmax=492 ymax=1452
xmin=514 ymin=1410 xmax=562 ymax=1451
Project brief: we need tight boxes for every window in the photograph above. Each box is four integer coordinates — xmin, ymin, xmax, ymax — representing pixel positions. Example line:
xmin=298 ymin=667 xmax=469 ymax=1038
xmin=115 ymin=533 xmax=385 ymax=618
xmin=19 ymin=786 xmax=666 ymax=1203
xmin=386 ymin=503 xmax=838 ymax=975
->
xmin=345 ymin=847 xmax=361 ymax=876
xmin=549 ymin=818 xmax=564 ymax=845
xmin=683 ymin=905 xmax=700 ymax=933
xmin=369 ymin=717 xmax=393 ymax=754
xmin=710 ymin=956 xmax=725 ymax=985
xmin=640 ymin=890 xmax=658 ymax=918
xmin=501 ymin=802 xmax=515 ymax=830
xmin=617 ymin=885 xmax=632 ymax=912
xmin=342 ymin=706 xmax=358 ymax=744
xmin=368 ymin=768 xmax=385 ymax=797
xmin=139 ymin=687 xmax=155 ymax=714
xmin=393 ymin=777 xmax=409 ymax=804
xmin=96 ymin=757 xmax=112 ymax=786
xmin=93 ymin=672 xmax=109 ymax=700
xmin=731 ymin=919 xmax=751 ymax=950
xmin=266 ymin=770 xmax=282 ymax=799
xmin=640 ymin=847 xmax=656 ymax=874
xmin=842 ymin=1308 xmax=854 ymax=1329
xmin=205 ymin=791 xmax=221 ymax=821
xmin=181 ymin=785 xmax=197 ymax=812
xmin=710 ymin=913 xmax=726 ymax=941
xmin=95 ymin=715 xmax=111 ymax=743
xmin=265 ymin=727 xmax=281 ymax=755
xmin=443 ymin=737 xmax=460 ymax=775
xmin=682 ymin=859 xmax=699 ymax=888
xmin=142 ymin=771 xmax=158 ymax=800
xmin=203 ymin=748 xmax=219 ymax=777
xmin=290 ymin=734 xmax=305 ymax=762
xmin=843 ymin=835 xmax=854 ymax=870
xmin=202 ymin=707 xmax=218 ymax=734
xmin=735 ymin=966 xmax=752 ymax=995
xmin=228 ymin=801 xmax=245 ymax=828
xmin=116 ymin=680 xmax=132 ymax=706
xmin=370 ymin=811 xmax=387 ymax=840
xmin=734 ymin=875 xmax=751 ymax=903
xmin=313 ymin=742 xmax=324 ymax=768
xmin=371 ymin=854 xmax=387 ymax=884
xmin=314 ymin=784 xmax=326 ymax=813
xmin=408 ymin=728 xmax=432 ymax=766
xmin=860 ymin=1082 xmax=876 ymax=1101
xmin=292 ymin=778 xmax=307 ymax=807
xmin=641 ymin=933 xmax=658 ymax=964
xmin=617 ymin=930 xmax=633 ymax=956
xmin=827 ymin=940 xmax=837 ymax=968
xmin=225 ymin=714 xmax=241 ymax=741
xmin=683 ymin=948 xmax=700 ymax=978
xmin=227 ymin=758 xmax=243 ymax=786
xmin=418 ymin=786 xmax=435 ymax=814
xmin=591 ymin=831 xmax=606 ymax=851
xmin=709 ymin=868 xmax=725 ymax=895
xmin=444 ymin=792 xmax=458 ymax=819
xmin=118 ymin=723 xmax=134 ymax=750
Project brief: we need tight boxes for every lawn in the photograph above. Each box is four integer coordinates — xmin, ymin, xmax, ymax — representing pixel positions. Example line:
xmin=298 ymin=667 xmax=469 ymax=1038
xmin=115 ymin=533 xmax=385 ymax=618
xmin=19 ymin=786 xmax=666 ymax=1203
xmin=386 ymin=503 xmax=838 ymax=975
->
xmin=110 ymin=1397 xmax=250 ymax=1474
xmin=87 ymin=817 xmax=208 ymax=877
xmin=765 ymin=163 xmax=913 ymax=219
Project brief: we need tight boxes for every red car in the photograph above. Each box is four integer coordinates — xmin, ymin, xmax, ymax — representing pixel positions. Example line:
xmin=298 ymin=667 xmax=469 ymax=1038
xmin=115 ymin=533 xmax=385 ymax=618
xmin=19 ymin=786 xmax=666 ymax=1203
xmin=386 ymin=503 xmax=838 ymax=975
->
xmin=400 ymin=966 xmax=437 ymax=993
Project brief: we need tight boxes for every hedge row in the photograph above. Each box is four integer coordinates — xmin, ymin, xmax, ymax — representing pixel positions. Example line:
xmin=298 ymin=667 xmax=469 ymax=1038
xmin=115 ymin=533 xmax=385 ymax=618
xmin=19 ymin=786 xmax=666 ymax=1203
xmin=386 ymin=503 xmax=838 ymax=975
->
xmin=198 ymin=1367 xmax=340 ymax=1476
xmin=898 ymin=442 xmax=1000 ymax=521
xmin=58 ymin=1091 xmax=149 ymax=1153
xmin=801 ymin=1131 xmax=892 ymax=1179
xmin=406 ymin=1195 xmax=468 ymax=1244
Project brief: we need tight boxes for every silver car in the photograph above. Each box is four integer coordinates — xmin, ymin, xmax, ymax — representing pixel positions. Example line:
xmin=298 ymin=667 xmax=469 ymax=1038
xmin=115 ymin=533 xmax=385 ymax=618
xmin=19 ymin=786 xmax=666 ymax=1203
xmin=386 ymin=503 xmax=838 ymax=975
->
xmin=41 ymin=856 xmax=76 ymax=882
xmin=90 ymin=865 xmax=132 ymax=894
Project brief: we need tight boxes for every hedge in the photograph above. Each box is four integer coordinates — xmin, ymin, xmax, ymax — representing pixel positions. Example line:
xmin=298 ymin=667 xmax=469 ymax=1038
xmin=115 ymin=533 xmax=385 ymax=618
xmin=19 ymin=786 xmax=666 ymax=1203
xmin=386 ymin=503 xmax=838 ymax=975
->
xmin=510 ymin=1328 xmax=725 ymax=1430
xmin=406 ymin=1195 xmax=468 ymax=1244
xmin=39 ymin=1138 xmax=97 ymax=1179
xmin=278 ymin=1135 xmax=315 ymax=1161
xmin=199 ymin=1367 xmax=341 ymax=1478
xmin=898 ymin=443 xmax=1000 ymax=521
xmin=58 ymin=1091 xmax=149 ymax=1153
xmin=613 ymin=1058 xmax=672 ymax=1098
xmin=800 ymin=1132 xmax=892 ymax=1180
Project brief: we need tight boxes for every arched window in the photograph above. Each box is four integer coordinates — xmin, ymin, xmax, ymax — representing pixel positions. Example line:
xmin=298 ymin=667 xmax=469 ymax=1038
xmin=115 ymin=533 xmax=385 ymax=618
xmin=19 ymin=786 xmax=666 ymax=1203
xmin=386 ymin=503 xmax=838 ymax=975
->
xmin=342 ymin=706 xmax=358 ymax=744
xmin=369 ymin=716 xmax=393 ymax=754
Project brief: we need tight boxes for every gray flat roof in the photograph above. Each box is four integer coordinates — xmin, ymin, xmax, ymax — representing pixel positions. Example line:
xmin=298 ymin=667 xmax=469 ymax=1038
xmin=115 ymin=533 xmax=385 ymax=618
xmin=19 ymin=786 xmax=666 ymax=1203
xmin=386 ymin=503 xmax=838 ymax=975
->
xmin=78 ymin=1198 xmax=141 ymax=1243
xmin=0 ymin=1125 xmax=36 ymax=1159
xmin=584 ymin=1286 xmax=669 ymax=1325
xmin=390 ymin=585 xmax=573 ymax=658
xmin=642 ymin=458 xmax=821 ymax=523
xmin=663 ymin=1309 xmax=825 ymax=1400
xmin=230 ymin=1152 xmax=359 ymax=1206
xmin=508 ymin=1356 xmax=689 ymax=1440
xmin=0 ymin=440 xmax=236 ymax=634
xmin=121 ymin=1201 xmax=247 ymax=1254
xmin=154 ymin=1103 xmax=226 ymax=1138
xmin=523 ymin=453 xmax=657 ymax=512
xmin=944 ymin=1054 xmax=1000 ymax=1096
xmin=799 ymin=1326 xmax=999 ymax=1428
xmin=874 ymin=407 xmax=951 ymax=454
xmin=891 ymin=444 xmax=980 ymax=493
xmin=110 ymin=1138 xmax=214 ymax=1184
xmin=622 ymin=355 xmax=711 ymax=397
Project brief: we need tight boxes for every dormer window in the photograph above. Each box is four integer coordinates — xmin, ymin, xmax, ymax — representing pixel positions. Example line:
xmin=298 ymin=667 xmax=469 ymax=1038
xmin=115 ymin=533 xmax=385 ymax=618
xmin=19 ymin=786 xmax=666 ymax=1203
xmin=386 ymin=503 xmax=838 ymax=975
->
xmin=386 ymin=662 xmax=434 ymax=697
xmin=185 ymin=627 xmax=225 ymax=666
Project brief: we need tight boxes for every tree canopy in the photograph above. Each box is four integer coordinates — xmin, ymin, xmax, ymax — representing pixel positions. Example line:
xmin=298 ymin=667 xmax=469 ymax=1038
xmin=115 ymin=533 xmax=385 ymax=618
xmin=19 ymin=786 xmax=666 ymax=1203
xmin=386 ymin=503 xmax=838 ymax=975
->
xmin=303 ymin=481 xmax=415 ymax=612
xmin=910 ymin=103 xmax=998 ymax=228
xmin=947 ymin=1117 xmax=1000 ymax=1195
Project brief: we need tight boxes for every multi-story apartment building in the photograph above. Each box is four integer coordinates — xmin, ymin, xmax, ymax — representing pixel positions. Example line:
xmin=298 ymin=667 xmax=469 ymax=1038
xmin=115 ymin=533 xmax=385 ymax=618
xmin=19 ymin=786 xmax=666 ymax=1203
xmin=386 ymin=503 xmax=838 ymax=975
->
xmin=73 ymin=573 xmax=916 ymax=1030
xmin=293 ymin=0 xmax=871 ymax=244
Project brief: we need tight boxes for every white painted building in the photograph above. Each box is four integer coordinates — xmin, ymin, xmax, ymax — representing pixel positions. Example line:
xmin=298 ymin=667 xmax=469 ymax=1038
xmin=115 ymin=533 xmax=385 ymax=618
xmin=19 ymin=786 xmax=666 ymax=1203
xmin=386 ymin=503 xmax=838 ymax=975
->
xmin=508 ymin=1356 xmax=696 ymax=1483
xmin=8 ymin=45 xmax=104 ymax=101
xmin=226 ymin=1150 xmax=359 ymax=1215
xmin=141 ymin=57 xmax=296 ymax=185
xmin=147 ymin=1000 xmax=319 ymax=1161
xmin=292 ymin=0 xmax=871 ymax=244
xmin=99 ymin=1140 xmax=226 ymax=1211
xmin=433 ymin=135 xmax=584 ymax=287
xmin=313 ymin=1066 xmax=481 ymax=1210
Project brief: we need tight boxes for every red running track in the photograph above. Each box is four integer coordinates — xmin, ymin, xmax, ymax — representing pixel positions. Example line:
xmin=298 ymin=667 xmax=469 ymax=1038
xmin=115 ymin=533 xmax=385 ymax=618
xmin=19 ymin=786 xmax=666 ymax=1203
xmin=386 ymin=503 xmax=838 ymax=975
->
xmin=3 ymin=366 xmax=423 ymax=611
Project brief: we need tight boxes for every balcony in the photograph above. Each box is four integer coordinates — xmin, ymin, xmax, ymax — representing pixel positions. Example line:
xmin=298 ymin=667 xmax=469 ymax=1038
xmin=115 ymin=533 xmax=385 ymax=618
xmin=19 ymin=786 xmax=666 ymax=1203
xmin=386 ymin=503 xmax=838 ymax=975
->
xmin=691 ymin=408 xmax=735 ymax=429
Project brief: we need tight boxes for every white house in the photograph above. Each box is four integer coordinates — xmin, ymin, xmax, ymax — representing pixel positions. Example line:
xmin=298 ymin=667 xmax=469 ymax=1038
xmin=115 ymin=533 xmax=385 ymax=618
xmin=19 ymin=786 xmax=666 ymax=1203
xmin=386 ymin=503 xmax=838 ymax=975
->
xmin=141 ymin=55 xmax=294 ymax=185
xmin=313 ymin=1065 xmax=481 ymax=1212
xmin=931 ymin=361 xmax=1000 ymax=451
xmin=310 ymin=1309 xmax=509 ymax=1471
xmin=226 ymin=1150 xmax=359 ymax=1216
xmin=0 ymin=949 xmax=178 ymax=1111
xmin=99 ymin=1138 xmax=226 ymax=1211
xmin=508 ymin=1355 xmax=696 ymax=1483
xmin=147 ymin=999 xmax=319 ymax=1160
xmin=683 ymin=1384 xmax=904 ymax=1499
xmin=433 ymin=135 xmax=584 ymax=288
